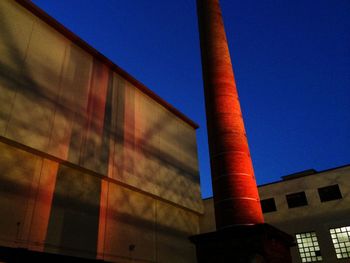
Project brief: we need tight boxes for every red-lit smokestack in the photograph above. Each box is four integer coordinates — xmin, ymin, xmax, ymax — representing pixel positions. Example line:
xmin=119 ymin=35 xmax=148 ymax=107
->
xmin=196 ymin=0 xmax=264 ymax=228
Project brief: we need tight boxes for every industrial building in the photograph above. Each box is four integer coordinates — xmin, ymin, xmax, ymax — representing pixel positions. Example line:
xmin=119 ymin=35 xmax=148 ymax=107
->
xmin=1 ymin=0 xmax=348 ymax=263
xmin=0 ymin=0 xmax=202 ymax=262
xmin=201 ymin=165 xmax=350 ymax=263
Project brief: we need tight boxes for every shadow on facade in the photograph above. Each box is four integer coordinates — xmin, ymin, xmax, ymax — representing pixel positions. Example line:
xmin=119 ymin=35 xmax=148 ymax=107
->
xmin=0 ymin=2 xmax=199 ymax=262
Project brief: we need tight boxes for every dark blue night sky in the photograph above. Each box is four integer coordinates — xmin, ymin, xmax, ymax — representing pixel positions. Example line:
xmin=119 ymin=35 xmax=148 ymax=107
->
xmin=32 ymin=0 xmax=350 ymax=198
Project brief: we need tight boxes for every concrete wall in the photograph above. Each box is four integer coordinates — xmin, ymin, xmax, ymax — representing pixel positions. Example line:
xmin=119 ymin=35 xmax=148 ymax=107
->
xmin=259 ymin=166 xmax=350 ymax=263
xmin=201 ymin=166 xmax=350 ymax=263
xmin=0 ymin=0 xmax=202 ymax=261
xmin=199 ymin=198 xmax=215 ymax=234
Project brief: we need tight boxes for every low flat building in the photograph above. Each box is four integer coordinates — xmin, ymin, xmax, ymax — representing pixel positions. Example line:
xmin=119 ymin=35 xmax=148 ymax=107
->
xmin=201 ymin=165 xmax=350 ymax=263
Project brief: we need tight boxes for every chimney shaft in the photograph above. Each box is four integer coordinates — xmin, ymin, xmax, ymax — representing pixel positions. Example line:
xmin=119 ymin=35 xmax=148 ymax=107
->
xmin=196 ymin=0 xmax=264 ymax=228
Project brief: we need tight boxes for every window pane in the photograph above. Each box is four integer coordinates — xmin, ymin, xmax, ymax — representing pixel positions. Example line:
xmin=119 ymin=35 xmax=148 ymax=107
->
xmin=295 ymin=231 xmax=322 ymax=262
xmin=286 ymin=192 xmax=308 ymax=208
xmin=260 ymin=198 xmax=277 ymax=213
xmin=318 ymin=184 xmax=342 ymax=202
xmin=330 ymin=226 xmax=350 ymax=259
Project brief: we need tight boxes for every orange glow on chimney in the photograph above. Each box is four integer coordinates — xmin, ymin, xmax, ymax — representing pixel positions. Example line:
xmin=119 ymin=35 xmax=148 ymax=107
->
xmin=196 ymin=0 xmax=264 ymax=228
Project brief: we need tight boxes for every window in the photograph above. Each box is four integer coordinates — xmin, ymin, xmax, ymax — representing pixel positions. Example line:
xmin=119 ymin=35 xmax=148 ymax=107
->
xmin=286 ymin=191 xmax=308 ymax=208
xmin=318 ymin=184 xmax=342 ymax=202
xmin=260 ymin=198 xmax=277 ymax=213
xmin=295 ymin=232 xmax=322 ymax=262
xmin=330 ymin=226 xmax=350 ymax=259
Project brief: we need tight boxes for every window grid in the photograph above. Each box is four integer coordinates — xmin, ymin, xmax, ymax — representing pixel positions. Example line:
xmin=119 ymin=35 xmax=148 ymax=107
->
xmin=295 ymin=232 xmax=322 ymax=262
xmin=330 ymin=227 xmax=350 ymax=259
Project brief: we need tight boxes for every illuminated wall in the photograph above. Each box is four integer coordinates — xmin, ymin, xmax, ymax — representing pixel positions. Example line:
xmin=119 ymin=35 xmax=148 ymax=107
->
xmin=0 ymin=0 xmax=202 ymax=262
xmin=201 ymin=166 xmax=350 ymax=263
xmin=258 ymin=166 xmax=350 ymax=263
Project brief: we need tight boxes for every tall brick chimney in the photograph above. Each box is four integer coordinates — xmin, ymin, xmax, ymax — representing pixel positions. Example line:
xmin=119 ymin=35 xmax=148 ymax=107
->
xmin=190 ymin=1 xmax=294 ymax=262
xmin=196 ymin=0 xmax=263 ymax=228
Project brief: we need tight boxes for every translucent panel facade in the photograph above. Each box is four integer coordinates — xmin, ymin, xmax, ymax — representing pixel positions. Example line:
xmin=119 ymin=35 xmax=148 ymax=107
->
xmin=0 ymin=0 xmax=202 ymax=262
xmin=330 ymin=227 xmax=350 ymax=259
xmin=295 ymin=232 xmax=322 ymax=262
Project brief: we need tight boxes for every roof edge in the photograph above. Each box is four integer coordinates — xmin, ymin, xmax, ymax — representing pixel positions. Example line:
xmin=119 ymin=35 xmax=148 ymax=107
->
xmin=259 ymin=163 xmax=350 ymax=187
xmin=15 ymin=0 xmax=199 ymax=129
